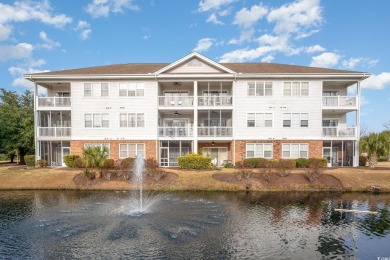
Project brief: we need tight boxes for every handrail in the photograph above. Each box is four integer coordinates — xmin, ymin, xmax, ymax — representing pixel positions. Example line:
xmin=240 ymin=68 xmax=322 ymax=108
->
xmin=158 ymin=96 xmax=194 ymax=107
xmin=198 ymin=126 xmax=232 ymax=137
xmin=158 ymin=126 xmax=193 ymax=137
xmin=38 ymin=127 xmax=71 ymax=137
xmin=322 ymin=127 xmax=355 ymax=137
xmin=198 ymin=96 xmax=232 ymax=106
xmin=322 ymin=96 xmax=356 ymax=107
xmin=37 ymin=97 xmax=71 ymax=107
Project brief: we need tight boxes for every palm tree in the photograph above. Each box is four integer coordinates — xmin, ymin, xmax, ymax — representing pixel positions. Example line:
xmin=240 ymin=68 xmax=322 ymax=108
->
xmin=359 ymin=132 xmax=390 ymax=168
xmin=82 ymin=145 xmax=110 ymax=178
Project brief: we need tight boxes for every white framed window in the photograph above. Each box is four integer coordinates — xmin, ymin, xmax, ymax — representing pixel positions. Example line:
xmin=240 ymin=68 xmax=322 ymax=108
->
xmin=119 ymin=143 xmax=145 ymax=159
xmin=247 ymin=82 xmax=273 ymax=96
xmin=83 ymin=143 xmax=110 ymax=157
xmin=283 ymin=113 xmax=309 ymax=128
xmin=119 ymin=82 xmax=144 ymax=97
xmin=119 ymin=113 xmax=144 ymax=127
xmin=246 ymin=143 xmax=273 ymax=158
xmin=247 ymin=113 xmax=273 ymax=127
xmin=283 ymin=82 xmax=309 ymax=96
xmin=282 ymin=144 xmax=308 ymax=158
xmin=322 ymin=119 xmax=339 ymax=127
xmin=84 ymin=113 xmax=109 ymax=128
xmin=84 ymin=83 xmax=110 ymax=97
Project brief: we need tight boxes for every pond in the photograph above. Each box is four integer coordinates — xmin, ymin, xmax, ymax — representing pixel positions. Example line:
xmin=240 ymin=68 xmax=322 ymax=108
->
xmin=1 ymin=191 xmax=390 ymax=259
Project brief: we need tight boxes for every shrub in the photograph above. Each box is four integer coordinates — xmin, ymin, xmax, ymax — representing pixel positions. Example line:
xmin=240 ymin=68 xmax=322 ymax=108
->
xmin=103 ymin=158 xmax=115 ymax=168
xmin=178 ymin=153 xmax=211 ymax=170
xmin=121 ymin=157 xmax=135 ymax=169
xmin=262 ymin=160 xmax=274 ymax=182
xmin=243 ymin=158 xmax=268 ymax=168
xmin=305 ymin=158 xmax=326 ymax=182
xmin=64 ymin=154 xmax=80 ymax=168
xmin=36 ymin=160 xmax=48 ymax=168
xmin=295 ymin=158 xmax=310 ymax=168
xmin=24 ymin=155 xmax=35 ymax=166
xmin=145 ymin=158 xmax=159 ymax=172
xmin=359 ymin=155 xmax=368 ymax=166
xmin=378 ymin=156 xmax=388 ymax=162
xmin=275 ymin=159 xmax=296 ymax=177
xmin=76 ymin=157 xmax=86 ymax=168
xmin=224 ymin=162 xmax=233 ymax=168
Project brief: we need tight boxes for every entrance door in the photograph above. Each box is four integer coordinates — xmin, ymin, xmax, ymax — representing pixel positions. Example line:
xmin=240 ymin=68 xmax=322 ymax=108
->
xmin=323 ymin=147 xmax=338 ymax=166
xmin=62 ymin=147 xmax=70 ymax=167
xmin=160 ymin=147 xmax=169 ymax=167
xmin=203 ymin=147 xmax=228 ymax=166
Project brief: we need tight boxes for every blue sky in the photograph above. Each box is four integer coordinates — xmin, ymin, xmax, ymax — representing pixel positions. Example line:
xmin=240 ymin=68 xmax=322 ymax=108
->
xmin=0 ymin=0 xmax=389 ymax=132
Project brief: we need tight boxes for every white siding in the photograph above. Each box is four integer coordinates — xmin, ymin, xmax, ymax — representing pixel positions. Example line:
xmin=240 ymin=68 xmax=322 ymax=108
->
xmin=71 ymin=80 xmax=158 ymax=140
xmin=233 ymin=80 xmax=323 ymax=140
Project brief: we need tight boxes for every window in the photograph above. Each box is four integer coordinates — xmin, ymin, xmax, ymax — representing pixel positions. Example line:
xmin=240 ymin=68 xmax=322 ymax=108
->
xmin=247 ymin=113 xmax=273 ymax=127
xmin=322 ymin=119 xmax=339 ymax=127
xmin=246 ymin=143 xmax=273 ymax=158
xmin=282 ymin=144 xmax=308 ymax=158
xmin=247 ymin=82 xmax=273 ymax=96
xmin=84 ymin=143 xmax=110 ymax=157
xmin=119 ymin=143 xmax=145 ymax=159
xmin=119 ymin=82 xmax=144 ymax=97
xmin=120 ymin=113 xmax=144 ymax=127
xmin=84 ymin=113 xmax=109 ymax=128
xmin=84 ymin=83 xmax=109 ymax=97
xmin=283 ymin=82 xmax=309 ymax=96
xmin=283 ymin=113 xmax=309 ymax=128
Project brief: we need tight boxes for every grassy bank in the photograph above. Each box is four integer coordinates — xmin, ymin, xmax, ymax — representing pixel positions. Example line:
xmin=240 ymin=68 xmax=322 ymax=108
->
xmin=0 ymin=162 xmax=389 ymax=192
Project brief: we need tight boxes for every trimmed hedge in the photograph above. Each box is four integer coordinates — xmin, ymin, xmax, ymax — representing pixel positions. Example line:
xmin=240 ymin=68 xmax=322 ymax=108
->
xmin=309 ymin=158 xmax=328 ymax=168
xmin=37 ymin=160 xmax=48 ymax=168
xmin=64 ymin=154 xmax=80 ymax=168
xmin=178 ymin=153 xmax=212 ymax=170
xmin=121 ymin=157 xmax=136 ymax=169
xmin=24 ymin=155 xmax=35 ymax=166
xmin=359 ymin=155 xmax=368 ymax=166
xmin=295 ymin=158 xmax=310 ymax=168
xmin=103 ymin=158 xmax=115 ymax=168
xmin=243 ymin=158 xmax=268 ymax=168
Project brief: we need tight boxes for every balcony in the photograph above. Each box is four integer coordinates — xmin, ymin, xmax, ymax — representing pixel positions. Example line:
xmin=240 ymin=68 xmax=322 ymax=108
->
xmin=198 ymin=96 xmax=232 ymax=106
xmin=322 ymin=96 xmax=357 ymax=108
xmin=37 ymin=97 xmax=71 ymax=108
xmin=38 ymin=127 xmax=71 ymax=138
xmin=158 ymin=96 xmax=194 ymax=107
xmin=198 ymin=127 xmax=232 ymax=137
xmin=322 ymin=127 xmax=356 ymax=138
xmin=158 ymin=127 xmax=193 ymax=137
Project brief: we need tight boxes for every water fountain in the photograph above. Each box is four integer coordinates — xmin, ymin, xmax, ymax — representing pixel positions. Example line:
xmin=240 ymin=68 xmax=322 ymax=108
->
xmin=132 ymin=154 xmax=145 ymax=214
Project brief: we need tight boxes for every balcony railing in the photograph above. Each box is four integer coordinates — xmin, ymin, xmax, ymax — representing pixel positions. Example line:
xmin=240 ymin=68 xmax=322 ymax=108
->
xmin=38 ymin=127 xmax=71 ymax=137
xmin=158 ymin=127 xmax=193 ymax=137
xmin=198 ymin=127 xmax=232 ymax=137
xmin=198 ymin=96 xmax=233 ymax=106
xmin=322 ymin=96 xmax=357 ymax=107
xmin=37 ymin=97 xmax=71 ymax=107
xmin=158 ymin=96 xmax=194 ymax=107
xmin=322 ymin=127 xmax=356 ymax=137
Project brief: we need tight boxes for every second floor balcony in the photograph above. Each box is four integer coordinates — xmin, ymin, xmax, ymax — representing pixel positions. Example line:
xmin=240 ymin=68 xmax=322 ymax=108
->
xmin=37 ymin=97 xmax=71 ymax=109
xmin=198 ymin=96 xmax=232 ymax=106
xmin=322 ymin=127 xmax=356 ymax=138
xmin=158 ymin=96 xmax=194 ymax=107
xmin=158 ymin=126 xmax=193 ymax=137
xmin=322 ymin=96 xmax=357 ymax=108
xmin=198 ymin=127 xmax=232 ymax=137
xmin=38 ymin=127 xmax=71 ymax=138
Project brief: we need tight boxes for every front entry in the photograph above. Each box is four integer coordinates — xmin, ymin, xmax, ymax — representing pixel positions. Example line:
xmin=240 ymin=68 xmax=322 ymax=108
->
xmin=202 ymin=147 xmax=228 ymax=166
xmin=62 ymin=147 xmax=70 ymax=167
xmin=323 ymin=147 xmax=338 ymax=166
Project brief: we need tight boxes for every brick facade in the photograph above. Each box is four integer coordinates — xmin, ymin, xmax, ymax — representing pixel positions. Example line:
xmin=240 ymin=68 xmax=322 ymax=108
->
xmin=234 ymin=140 xmax=323 ymax=163
xmin=70 ymin=140 xmax=157 ymax=160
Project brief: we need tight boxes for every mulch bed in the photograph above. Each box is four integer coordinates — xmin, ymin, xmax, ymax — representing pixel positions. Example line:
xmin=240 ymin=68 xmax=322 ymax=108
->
xmin=213 ymin=171 xmax=343 ymax=191
xmin=73 ymin=170 xmax=178 ymax=187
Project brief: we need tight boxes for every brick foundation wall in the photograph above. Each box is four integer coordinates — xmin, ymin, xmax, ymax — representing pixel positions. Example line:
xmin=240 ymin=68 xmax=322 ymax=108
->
xmin=234 ymin=140 xmax=323 ymax=163
xmin=70 ymin=140 xmax=157 ymax=160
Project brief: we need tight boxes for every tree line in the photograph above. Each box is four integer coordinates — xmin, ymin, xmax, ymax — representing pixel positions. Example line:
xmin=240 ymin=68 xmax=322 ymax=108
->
xmin=0 ymin=88 xmax=34 ymax=164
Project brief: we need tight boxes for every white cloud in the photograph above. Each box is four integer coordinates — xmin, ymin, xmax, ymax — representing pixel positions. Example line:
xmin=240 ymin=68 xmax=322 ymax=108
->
xmin=361 ymin=72 xmax=390 ymax=89
xmin=310 ymin=52 xmax=340 ymax=68
xmin=360 ymin=96 xmax=369 ymax=106
xmin=86 ymin=0 xmax=139 ymax=18
xmin=206 ymin=13 xmax=223 ymax=25
xmin=306 ymin=44 xmax=325 ymax=53
xmin=342 ymin=58 xmax=361 ymax=69
xmin=75 ymin=20 xmax=92 ymax=40
xmin=261 ymin=55 xmax=274 ymax=63
xmin=218 ymin=9 xmax=230 ymax=16
xmin=38 ymin=31 xmax=61 ymax=50
xmin=198 ymin=0 xmax=237 ymax=12
xmin=8 ymin=59 xmax=49 ymax=89
xmin=193 ymin=38 xmax=215 ymax=53
xmin=228 ymin=28 xmax=255 ymax=44
xmin=0 ymin=43 xmax=33 ymax=62
xmin=0 ymin=24 xmax=12 ymax=42
xmin=0 ymin=1 xmax=72 ymax=28
xmin=233 ymin=5 xmax=268 ymax=28
xmin=267 ymin=0 xmax=323 ymax=35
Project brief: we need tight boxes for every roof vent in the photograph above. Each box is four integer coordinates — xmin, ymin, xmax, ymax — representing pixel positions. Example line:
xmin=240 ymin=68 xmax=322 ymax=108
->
xmin=188 ymin=59 xmax=202 ymax=67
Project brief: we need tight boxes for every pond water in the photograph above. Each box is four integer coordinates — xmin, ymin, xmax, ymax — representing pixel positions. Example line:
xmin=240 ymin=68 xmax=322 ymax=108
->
xmin=1 ymin=191 xmax=390 ymax=259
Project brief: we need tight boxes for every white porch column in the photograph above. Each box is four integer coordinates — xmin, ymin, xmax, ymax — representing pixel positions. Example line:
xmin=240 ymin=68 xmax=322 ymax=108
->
xmin=34 ymin=81 xmax=39 ymax=162
xmin=354 ymin=81 xmax=361 ymax=167
xmin=193 ymin=81 xmax=198 ymax=153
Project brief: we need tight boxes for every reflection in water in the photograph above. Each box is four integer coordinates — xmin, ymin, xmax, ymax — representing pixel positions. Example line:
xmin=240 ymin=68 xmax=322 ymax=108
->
xmin=0 ymin=191 xmax=389 ymax=259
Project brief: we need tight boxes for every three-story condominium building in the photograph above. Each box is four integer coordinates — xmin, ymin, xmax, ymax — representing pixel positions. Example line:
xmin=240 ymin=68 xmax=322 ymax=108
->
xmin=24 ymin=52 xmax=370 ymax=167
